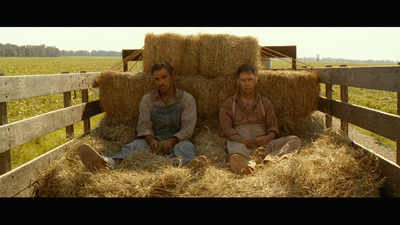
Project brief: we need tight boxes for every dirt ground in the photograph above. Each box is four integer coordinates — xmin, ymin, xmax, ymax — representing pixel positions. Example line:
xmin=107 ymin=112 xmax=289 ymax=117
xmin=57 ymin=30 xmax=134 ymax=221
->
xmin=315 ymin=111 xmax=396 ymax=163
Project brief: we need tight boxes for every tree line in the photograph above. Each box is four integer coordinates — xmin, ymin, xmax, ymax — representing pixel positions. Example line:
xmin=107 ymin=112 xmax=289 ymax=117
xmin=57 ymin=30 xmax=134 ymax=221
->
xmin=60 ymin=50 xmax=121 ymax=57
xmin=0 ymin=43 xmax=60 ymax=57
xmin=0 ymin=43 xmax=122 ymax=57
xmin=298 ymin=56 xmax=398 ymax=64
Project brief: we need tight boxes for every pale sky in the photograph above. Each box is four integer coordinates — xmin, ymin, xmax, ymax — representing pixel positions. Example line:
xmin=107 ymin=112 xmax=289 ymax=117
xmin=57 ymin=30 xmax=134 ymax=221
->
xmin=0 ymin=27 xmax=399 ymax=61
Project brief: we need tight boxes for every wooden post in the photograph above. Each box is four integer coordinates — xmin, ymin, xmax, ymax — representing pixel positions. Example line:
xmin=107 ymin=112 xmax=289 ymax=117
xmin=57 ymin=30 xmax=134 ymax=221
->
xmin=325 ymin=65 xmax=332 ymax=128
xmin=0 ymin=72 xmax=12 ymax=174
xmin=340 ymin=65 xmax=349 ymax=136
xmin=123 ymin=52 xmax=128 ymax=72
xmin=292 ymin=59 xmax=297 ymax=70
xmin=80 ymin=71 xmax=90 ymax=134
xmin=123 ymin=62 xmax=128 ymax=72
xmin=62 ymin=72 xmax=74 ymax=140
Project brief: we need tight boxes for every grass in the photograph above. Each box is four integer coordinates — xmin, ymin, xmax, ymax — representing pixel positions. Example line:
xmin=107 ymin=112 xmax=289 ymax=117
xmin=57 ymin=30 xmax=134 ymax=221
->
xmin=1 ymin=56 xmax=398 ymax=169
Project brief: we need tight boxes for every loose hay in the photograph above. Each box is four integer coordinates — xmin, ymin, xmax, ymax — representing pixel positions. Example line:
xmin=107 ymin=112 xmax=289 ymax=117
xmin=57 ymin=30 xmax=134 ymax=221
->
xmin=33 ymin=129 xmax=384 ymax=197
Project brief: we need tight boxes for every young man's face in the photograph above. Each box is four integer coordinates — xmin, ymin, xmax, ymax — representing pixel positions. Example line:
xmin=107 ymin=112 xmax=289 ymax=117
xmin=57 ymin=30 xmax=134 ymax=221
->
xmin=237 ymin=71 xmax=258 ymax=96
xmin=153 ymin=67 xmax=174 ymax=95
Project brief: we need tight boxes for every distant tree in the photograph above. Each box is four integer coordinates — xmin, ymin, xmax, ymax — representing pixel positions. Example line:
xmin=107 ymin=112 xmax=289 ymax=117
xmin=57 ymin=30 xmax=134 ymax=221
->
xmin=0 ymin=43 xmax=60 ymax=57
xmin=0 ymin=43 xmax=121 ymax=57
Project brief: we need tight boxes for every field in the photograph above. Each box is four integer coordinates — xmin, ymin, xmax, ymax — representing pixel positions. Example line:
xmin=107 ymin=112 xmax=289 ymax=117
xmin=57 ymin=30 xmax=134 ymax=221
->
xmin=0 ymin=57 xmax=398 ymax=169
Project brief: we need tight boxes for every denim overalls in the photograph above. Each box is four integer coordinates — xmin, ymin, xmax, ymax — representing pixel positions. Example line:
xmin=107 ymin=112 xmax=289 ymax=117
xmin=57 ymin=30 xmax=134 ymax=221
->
xmin=104 ymin=89 xmax=196 ymax=166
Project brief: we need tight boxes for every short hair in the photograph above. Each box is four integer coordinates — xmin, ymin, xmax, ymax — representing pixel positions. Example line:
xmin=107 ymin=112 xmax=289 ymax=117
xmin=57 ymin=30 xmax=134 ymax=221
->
xmin=151 ymin=61 xmax=174 ymax=75
xmin=236 ymin=64 xmax=256 ymax=77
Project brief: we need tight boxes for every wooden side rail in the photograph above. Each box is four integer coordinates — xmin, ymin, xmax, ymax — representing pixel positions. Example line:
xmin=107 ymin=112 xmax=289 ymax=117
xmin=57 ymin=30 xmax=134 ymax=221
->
xmin=0 ymin=100 xmax=101 ymax=154
xmin=0 ymin=72 xmax=102 ymax=175
xmin=315 ymin=65 xmax=400 ymax=164
xmin=316 ymin=66 xmax=400 ymax=92
xmin=318 ymin=97 xmax=400 ymax=142
xmin=316 ymin=65 xmax=400 ymax=197
xmin=0 ymin=72 xmax=99 ymax=102
xmin=0 ymin=139 xmax=75 ymax=197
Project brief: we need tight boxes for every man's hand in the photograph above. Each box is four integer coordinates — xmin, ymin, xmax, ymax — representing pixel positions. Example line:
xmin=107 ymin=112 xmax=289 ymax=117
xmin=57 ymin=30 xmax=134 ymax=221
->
xmin=254 ymin=136 xmax=268 ymax=146
xmin=149 ymin=139 xmax=161 ymax=151
xmin=144 ymin=135 xmax=161 ymax=152
xmin=159 ymin=137 xmax=179 ymax=153
xmin=254 ymin=132 xmax=276 ymax=147
xmin=240 ymin=138 xmax=254 ymax=148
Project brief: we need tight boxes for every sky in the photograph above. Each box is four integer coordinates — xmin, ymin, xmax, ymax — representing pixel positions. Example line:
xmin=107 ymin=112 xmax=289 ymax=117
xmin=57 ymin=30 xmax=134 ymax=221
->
xmin=0 ymin=27 xmax=399 ymax=61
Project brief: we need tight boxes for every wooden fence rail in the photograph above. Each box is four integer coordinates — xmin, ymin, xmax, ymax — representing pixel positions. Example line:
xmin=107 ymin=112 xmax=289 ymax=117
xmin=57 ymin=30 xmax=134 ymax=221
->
xmin=0 ymin=72 xmax=102 ymax=175
xmin=0 ymin=72 xmax=98 ymax=102
xmin=314 ymin=65 xmax=400 ymax=165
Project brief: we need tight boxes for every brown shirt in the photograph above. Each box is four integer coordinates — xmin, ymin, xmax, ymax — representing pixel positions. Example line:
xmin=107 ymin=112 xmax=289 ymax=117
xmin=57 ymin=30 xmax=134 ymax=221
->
xmin=219 ymin=91 xmax=280 ymax=143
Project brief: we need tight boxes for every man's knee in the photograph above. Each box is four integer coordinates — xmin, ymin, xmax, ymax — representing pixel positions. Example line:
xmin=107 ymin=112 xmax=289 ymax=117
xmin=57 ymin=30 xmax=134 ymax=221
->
xmin=123 ymin=139 xmax=149 ymax=152
xmin=227 ymin=141 xmax=248 ymax=156
xmin=173 ymin=140 xmax=195 ymax=153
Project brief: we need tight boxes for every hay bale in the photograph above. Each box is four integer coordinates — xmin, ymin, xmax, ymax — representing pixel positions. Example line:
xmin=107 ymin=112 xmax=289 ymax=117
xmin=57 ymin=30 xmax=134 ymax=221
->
xmin=176 ymin=69 xmax=320 ymax=132
xmin=182 ymin=34 xmax=201 ymax=75
xmin=142 ymin=33 xmax=260 ymax=78
xmin=256 ymin=69 xmax=321 ymax=129
xmin=95 ymin=69 xmax=320 ymax=135
xmin=143 ymin=33 xmax=186 ymax=75
xmin=198 ymin=34 xmax=260 ymax=78
xmin=94 ymin=70 xmax=153 ymax=126
xmin=175 ymin=75 xmax=237 ymax=120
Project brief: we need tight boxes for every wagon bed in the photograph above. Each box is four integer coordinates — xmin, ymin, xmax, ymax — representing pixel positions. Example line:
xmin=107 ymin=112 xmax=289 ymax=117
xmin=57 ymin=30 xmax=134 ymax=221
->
xmin=1 ymin=65 xmax=400 ymax=197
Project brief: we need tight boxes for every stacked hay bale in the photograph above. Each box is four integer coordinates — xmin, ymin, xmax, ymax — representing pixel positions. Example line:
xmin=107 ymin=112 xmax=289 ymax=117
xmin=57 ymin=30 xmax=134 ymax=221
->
xmin=143 ymin=33 xmax=260 ymax=77
xmin=33 ymin=33 xmax=385 ymax=197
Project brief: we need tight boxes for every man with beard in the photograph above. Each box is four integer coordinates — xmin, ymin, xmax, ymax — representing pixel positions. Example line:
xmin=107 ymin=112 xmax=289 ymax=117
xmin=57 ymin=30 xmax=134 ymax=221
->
xmin=78 ymin=61 xmax=208 ymax=171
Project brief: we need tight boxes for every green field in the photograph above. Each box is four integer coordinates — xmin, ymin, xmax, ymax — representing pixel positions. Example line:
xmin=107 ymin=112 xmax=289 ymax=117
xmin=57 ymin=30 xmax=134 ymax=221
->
xmin=0 ymin=57 xmax=397 ymax=169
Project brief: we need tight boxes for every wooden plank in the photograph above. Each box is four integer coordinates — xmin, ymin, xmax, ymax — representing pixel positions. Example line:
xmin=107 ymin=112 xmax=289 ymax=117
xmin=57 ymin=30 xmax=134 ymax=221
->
xmin=0 ymin=100 xmax=102 ymax=154
xmin=316 ymin=66 xmax=400 ymax=92
xmin=325 ymin=84 xmax=332 ymax=128
xmin=0 ymin=72 xmax=100 ymax=102
xmin=318 ymin=97 xmax=400 ymax=142
xmin=260 ymin=46 xmax=297 ymax=59
xmin=122 ymin=49 xmax=143 ymax=61
xmin=0 ymin=139 xmax=75 ymax=197
xmin=340 ymin=85 xmax=349 ymax=135
xmin=62 ymin=71 xmax=74 ymax=140
xmin=80 ymin=71 xmax=91 ymax=134
xmin=0 ymin=72 xmax=11 ymax=175
xmin=324 ymin=65 xmax=333 ymax=129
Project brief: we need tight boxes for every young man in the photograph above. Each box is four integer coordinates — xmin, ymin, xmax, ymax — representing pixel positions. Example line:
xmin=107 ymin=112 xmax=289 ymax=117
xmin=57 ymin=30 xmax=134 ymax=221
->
xmin=219 ymin=64 xmax=301 ymax=175
xmin=78 ymin=61 xmax=208 ymax=171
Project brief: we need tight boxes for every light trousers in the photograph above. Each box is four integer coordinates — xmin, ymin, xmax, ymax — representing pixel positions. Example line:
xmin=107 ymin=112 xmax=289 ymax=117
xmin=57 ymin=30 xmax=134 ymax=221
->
xmin=103 ymin=139 xmax=196 ymax=166
xmin=227 ymin=124 xmax=301 ymax=168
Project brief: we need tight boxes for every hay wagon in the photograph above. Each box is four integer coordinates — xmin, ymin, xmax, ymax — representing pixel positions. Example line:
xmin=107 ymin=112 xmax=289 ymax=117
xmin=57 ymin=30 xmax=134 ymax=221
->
xmin=1 ymin=34 xmax=400 ymax=197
